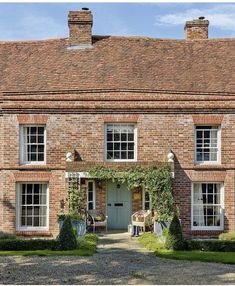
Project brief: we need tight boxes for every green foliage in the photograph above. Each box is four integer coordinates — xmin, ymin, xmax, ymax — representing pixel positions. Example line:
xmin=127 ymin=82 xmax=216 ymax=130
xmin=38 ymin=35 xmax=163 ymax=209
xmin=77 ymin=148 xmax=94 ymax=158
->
xmin=89 ymin=164 xmax=174 ymax=220
xmin=67 ymin=177 xmax=86 ymax=218
xmin=0 ymin=231 xmax=16 ymax=240
xmin=165 ymin=215 xmax=185 ymax=250
xmin=57 ymin=216 xmax=77 ymax=250
xmin=219 ymin=232 xmax=235 ymax=241
xmin=139 ymin=233 xmax=165 ymax=251
xmin=187 ymin=239 xmax=235 ymax=252
xmin=78 ymin=234 xmax=99 ymax=252
xmin=57 ymin=213 xmax=84 ymax=222
xmin=0 ymin=239 xmax=58 ymax=251
xmin=0 ymin=233 xmax=98 ymax=255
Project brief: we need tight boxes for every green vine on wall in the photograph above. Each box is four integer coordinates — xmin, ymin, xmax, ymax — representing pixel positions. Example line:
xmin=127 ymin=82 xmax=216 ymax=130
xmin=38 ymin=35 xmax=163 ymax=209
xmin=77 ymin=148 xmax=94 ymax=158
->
xmin=88 ymin=164 xmax=174 ymax=221
xmin=67 ymin=176 xmax=86 ymax=220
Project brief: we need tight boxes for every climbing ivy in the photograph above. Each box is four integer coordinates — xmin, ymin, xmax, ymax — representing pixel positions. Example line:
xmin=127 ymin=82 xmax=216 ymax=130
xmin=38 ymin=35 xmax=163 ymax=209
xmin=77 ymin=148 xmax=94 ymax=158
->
xmin=88 ymin=164 xmax=174 ymax=221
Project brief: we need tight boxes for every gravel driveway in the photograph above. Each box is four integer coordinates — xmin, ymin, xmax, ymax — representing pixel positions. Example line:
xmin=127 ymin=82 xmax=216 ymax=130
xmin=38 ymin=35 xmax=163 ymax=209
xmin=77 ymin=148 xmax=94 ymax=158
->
xmin=0 ymin=232 xmax=235 ymax=285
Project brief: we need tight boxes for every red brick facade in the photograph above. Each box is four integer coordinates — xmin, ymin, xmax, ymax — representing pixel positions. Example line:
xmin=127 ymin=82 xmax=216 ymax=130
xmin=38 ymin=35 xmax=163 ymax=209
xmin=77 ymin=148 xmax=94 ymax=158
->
xmin=0 ymin=9 xmax=235 ymax=238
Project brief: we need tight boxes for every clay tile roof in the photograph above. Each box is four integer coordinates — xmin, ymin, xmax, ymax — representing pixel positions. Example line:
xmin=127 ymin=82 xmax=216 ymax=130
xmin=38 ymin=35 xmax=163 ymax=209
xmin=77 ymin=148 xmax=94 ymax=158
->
xmin=0 ymin=36 xmax=235 ymax=93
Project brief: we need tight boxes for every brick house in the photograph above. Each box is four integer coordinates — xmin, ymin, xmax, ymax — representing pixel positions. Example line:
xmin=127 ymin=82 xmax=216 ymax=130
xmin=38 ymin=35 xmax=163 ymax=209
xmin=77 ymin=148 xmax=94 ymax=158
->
xmin=0 ymin=8 xmax=235 ymax=238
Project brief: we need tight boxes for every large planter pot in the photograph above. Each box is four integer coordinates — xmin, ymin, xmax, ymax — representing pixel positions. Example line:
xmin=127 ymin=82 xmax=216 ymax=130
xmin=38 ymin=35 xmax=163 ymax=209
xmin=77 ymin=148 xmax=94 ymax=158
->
xmin=59 ymin=219 xmax=86 ymax=237
xmin=154 ymin=221 xmax=171 ymax=236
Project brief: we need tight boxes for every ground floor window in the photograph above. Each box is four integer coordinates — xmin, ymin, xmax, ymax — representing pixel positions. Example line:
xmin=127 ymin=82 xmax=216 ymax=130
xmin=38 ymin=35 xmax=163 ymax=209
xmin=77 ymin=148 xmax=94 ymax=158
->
xmin=143 ymin=190 xmax=152 ymax=210
xmin=87 ymin=181 xmax=95 ymax=210
xmin=192 ymin=183 xmax=224 ymax=230
xmin=17 ymin=183 xmax=48 ymax=230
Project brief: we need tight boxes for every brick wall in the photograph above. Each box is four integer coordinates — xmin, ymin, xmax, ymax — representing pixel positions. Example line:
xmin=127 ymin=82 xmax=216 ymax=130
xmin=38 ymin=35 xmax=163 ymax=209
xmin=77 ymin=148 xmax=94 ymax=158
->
xmin=1 ymin=110 xmax=235 ymax=237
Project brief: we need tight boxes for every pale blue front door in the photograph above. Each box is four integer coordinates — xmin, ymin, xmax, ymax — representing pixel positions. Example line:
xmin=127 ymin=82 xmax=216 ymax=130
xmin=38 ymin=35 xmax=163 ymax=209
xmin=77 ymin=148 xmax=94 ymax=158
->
xmin=107 ymin=181 xmax=132 ymax=230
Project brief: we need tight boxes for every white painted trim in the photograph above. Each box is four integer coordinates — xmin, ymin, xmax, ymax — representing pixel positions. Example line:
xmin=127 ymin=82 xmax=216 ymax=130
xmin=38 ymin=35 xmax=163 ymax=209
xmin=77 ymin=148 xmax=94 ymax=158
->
xmin=191 ymin=182 xmax=224 ymax=231
xmin=194 ymin=125 xmax=221 ymax=165
xmin=19 ymin=125 xmax=47 ymax=165
xmin=16 ymin=182 xmax=49 ymax=232
xmin=65 ymin=172 xmax=89 ymax=179
xmin=104 ymin=123 xmax=137 ymax=162
xmin=86 ymin=180 xmax=96 ymax=210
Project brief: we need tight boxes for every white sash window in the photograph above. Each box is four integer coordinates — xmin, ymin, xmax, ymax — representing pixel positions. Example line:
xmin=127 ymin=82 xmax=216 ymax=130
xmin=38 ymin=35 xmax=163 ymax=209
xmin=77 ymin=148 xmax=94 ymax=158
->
xmin=192 ymin=183 xmax=224 ymax=230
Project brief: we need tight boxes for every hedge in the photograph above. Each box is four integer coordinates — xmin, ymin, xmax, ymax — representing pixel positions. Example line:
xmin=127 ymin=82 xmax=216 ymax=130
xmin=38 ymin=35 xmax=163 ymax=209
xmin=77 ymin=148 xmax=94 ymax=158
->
xmin=187 ymin=239 xmax=235 ymax=252
xmin=0 ymin=239 xmax=59 ymax=251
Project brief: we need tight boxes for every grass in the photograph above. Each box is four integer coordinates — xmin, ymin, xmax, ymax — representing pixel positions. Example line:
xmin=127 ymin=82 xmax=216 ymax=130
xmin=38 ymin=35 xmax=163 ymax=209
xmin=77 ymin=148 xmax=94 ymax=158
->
xmin=139 ymin=233 xmax=235 ymax=265
xmin=0 ymin=234 xmax=98 ymax=257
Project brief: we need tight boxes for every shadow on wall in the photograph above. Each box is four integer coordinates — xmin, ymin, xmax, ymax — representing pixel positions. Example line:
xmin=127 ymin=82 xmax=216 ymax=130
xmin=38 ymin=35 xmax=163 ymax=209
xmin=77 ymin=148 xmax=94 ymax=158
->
xmin=172 ymin=153 xmax=192 ymax=238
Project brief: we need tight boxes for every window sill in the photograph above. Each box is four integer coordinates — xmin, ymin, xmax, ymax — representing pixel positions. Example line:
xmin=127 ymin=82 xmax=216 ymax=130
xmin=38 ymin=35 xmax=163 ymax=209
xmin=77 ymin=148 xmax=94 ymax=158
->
xmin=193 ymin=164 xmax=225 ymax=170
xmin=191 ymin=227 xmax=223 ymax=231
xmin=105 ymin=159 xmax=137 ymax=162
xmin=16 ymin=227 xmax=49 ymax=232
xmin=18 ymin=164 xmax=49 ymax=170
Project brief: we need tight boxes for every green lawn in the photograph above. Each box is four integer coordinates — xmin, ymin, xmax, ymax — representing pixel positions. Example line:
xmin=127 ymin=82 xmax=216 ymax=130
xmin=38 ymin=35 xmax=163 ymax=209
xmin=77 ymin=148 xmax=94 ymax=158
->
xmin=139 ymin=233 xmax=235 ymax=265
xmin=0 ymin=234 xmax=98 ymax=257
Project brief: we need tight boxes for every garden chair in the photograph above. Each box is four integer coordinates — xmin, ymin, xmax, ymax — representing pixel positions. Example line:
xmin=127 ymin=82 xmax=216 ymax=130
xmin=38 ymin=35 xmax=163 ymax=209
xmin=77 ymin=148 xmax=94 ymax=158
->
xmin=86 ymin=210 xmax=108 ymax=233
xmin=131 ymin=210 xmax=153 ymax=233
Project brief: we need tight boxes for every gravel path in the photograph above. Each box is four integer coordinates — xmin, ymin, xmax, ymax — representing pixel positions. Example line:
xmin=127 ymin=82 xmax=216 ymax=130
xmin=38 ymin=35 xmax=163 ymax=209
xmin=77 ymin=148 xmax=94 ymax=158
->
xmin=0 ymin=232 xmax=235 ymax=285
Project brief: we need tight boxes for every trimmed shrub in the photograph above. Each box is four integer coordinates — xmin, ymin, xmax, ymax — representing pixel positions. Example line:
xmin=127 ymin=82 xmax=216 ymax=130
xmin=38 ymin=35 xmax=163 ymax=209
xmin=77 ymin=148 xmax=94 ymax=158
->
xmin=57 ymin=215 xmax=77 ymax=250
xmin=187 ymin=239 xmax=235 ymax=252
xmin=165 ymin=215 xmax=185 ymax=250
xmin=219 ymin=232 xmax=235 ymax=241
xmin=0 ymin=231 xmax=16 ymax=240
xmin=0 ymin=239 xmax=58 ymax=251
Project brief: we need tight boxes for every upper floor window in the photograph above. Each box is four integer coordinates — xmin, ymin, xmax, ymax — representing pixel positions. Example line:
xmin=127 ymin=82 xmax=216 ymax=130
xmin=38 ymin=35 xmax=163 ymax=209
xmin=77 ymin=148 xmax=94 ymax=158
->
xmin=195 ymin=126 xmax=220 ymax=164
xmin=105 ymin=124 xmax=137 ymax=161
xmin=192 ymin=183 xmax=224 ymax=230
xmin=20 ymin=126 xmax=46 ymax=164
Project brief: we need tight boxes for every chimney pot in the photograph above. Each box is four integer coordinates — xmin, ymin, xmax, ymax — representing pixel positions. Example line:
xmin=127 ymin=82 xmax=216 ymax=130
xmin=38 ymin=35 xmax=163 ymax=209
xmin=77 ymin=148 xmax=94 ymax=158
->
xmin=184 ymin=17 xmax=209 ymax=40
xmin=68 ymin=9 xmax=93 ymax=49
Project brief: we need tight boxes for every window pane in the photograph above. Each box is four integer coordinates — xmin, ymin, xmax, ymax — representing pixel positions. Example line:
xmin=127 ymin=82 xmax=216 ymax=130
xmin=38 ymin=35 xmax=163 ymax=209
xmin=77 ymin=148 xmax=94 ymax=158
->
xmin=121 ymin=133 xmax=127 ymax=141
xmin=114 ymin=133 xmax=120 ymax=141
xmin=40 ymin=216 xmax=47 ymax=227
xmin=31 ymin=127 xmax=37 ymax=134
xmin=128 ymin=133 xmax=134 ymax=141
xmin=128 ymin=152 xmax=134 ymax=159
xmin=107 ymin=151 xmax=113 ymax=159
xmin=114 ymin=143 xmax=120 ymax=151
xmin=38 ymin=127 xmax=44 ymax=134
xmin=121 ymin=152 xmax=127 ymax=159
xmin=88 ymin=192 xmax=93 ymax=201
xmin=114 ymin=152 xmax=120 ymax=159
xmin=107 ymin=143 xmax=113 ymax=150
xmin=38 ymin=153 xmax=44 ymax=161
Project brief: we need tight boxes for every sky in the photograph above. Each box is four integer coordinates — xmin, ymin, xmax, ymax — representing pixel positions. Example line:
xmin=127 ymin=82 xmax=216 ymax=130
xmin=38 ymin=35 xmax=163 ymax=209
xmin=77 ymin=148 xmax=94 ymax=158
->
xmin=0 ymin=3 xmax=235 ymax=41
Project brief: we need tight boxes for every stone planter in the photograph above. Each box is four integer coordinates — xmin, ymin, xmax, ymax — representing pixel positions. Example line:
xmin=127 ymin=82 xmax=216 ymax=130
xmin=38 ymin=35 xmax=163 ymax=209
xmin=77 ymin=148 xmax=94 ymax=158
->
xmin=58 ymin=219 xmax=86 ymax=237
xmin=154 ymin=221 xmax=171 ymax=236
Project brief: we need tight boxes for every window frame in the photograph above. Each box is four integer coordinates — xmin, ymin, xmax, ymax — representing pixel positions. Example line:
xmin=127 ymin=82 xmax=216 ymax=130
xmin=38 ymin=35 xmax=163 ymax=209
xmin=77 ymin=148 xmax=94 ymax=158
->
xmin=104 ymin=123 xmax=137 ymax=162
xmin=142 ymin=189 xmax=152 ymax=211
xmin=16 ymin=182 xmax=49 ymax=231
xmin=87 ymin=180 xmax=96 ymax=210
xmin=191 ymin=182 xmax=224 ymax=231
xmin=194 ymin=125 xmax=221 ymax=165
xmin=20 ymin=125 xmax=46 ymax=165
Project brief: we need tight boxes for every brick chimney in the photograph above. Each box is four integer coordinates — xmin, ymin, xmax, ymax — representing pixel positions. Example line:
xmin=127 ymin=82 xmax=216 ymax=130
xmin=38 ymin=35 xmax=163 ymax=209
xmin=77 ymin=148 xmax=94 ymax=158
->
xmin=68 ymin=8 xmax=93 ymax=48
xmin=184 ymin=17 xmax=209 ymax=40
